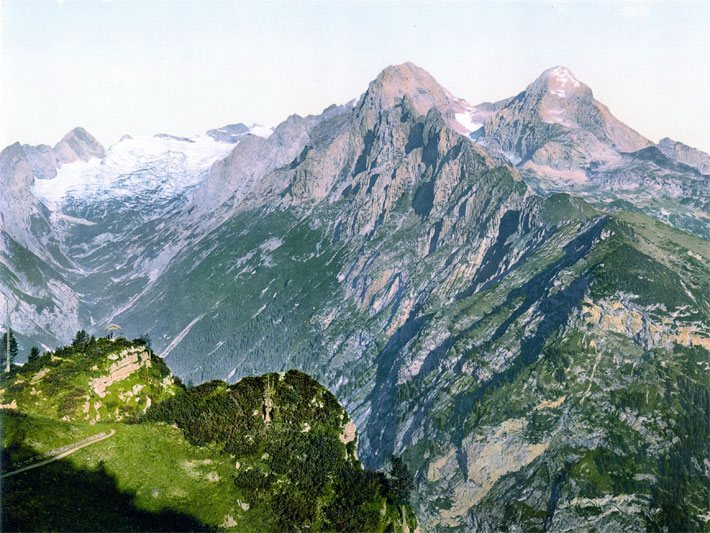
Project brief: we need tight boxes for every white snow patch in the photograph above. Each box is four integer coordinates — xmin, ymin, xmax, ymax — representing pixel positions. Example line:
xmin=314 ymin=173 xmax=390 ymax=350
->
xmin=454 ymin=112 xmax=483 ymax=134
xmin=550 ymin=66 xmax=581 ymax=88
xmin=206 ymin=340 xmax=225 ymax=357
xmin=249 ymin=124 xmax=274 ymax=138
xmin=51 ymin=212 xmax=96 ymax=226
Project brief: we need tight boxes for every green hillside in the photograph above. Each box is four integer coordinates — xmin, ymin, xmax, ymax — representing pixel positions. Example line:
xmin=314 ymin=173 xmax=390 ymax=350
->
xmin=0 ymin=338 xmax=416 ymax=532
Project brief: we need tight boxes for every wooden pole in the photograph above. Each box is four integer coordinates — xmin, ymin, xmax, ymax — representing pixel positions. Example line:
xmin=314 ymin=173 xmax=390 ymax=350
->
xmin=5 ymin=299 xmax=11 ymax=373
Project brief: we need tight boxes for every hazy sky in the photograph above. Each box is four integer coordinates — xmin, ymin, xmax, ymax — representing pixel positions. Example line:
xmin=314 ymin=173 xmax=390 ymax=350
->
xmin=2 ymin=0 xmax=709 ymax=152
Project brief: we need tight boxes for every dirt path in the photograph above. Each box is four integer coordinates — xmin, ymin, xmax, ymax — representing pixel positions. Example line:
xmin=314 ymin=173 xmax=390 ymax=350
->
xmin=1 ymin=429 xmax=116 ymax=479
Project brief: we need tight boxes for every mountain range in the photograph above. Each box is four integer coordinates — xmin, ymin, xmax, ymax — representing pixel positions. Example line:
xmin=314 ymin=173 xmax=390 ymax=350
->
xmin=1 ymin=63 xmax=708 ymax=530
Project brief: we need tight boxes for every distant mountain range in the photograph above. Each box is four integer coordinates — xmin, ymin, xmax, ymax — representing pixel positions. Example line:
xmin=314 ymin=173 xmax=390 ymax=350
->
xmin=1 ymin=63 xmax=708 ymax=530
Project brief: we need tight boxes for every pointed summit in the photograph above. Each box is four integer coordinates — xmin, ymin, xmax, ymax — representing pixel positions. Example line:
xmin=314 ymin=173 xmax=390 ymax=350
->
xmin=540 ymin=66 xmax=580 ymax=84
xmin=53 ymin=127 xmax=105 ymax=165
xmin=475 ymin=65 xmax=651 ymax=174
xmin=534 ymin=66 xmax=588 ymax=99
xmin=519 ymin=66 xmax=592 ymax=109
xmin=365 ymin=62 xmax=446 ymax=111
xmin=361 ymin=62 xmax=468 ymax=119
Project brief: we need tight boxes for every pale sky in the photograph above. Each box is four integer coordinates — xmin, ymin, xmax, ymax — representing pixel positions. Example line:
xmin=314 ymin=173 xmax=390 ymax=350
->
xmin=2 ymin=0 xmax=709 ymax=152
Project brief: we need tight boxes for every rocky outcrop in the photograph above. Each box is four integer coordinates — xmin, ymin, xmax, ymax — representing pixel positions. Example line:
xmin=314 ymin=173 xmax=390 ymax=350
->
xmin=90 ymin=347 xmax=152 ymax=398
xmin=206 ymin=123 xmax=250 ymax=143
xmin=580 ymin=295 xmax=710 ymax=350
xmin=431 ymin=418 xmax=549 ymax=527
xmin=657 ymin=137 xmax=710 ymax=175
xmin=339 ymin=419 xmax=357 ymax=445
xmin=358 ymin=62 xmax=472 ymax=134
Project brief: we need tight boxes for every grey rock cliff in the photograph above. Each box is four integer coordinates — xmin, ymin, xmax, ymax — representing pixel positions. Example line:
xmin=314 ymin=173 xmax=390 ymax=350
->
xmin=657 ymin=137 xmax=710 ymax=175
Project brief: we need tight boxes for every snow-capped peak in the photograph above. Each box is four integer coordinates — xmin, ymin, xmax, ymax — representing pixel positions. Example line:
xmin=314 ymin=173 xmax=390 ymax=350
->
xmin=548 ymin=66 xmax=580 ymax=87
xmin=539 ymin=66 xmax=583 ymax=99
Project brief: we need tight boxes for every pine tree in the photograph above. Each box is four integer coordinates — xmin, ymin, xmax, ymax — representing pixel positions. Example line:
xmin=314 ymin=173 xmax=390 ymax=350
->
xmin=72 ymin=329 xmax=89 ymax=349
xmin=28 ymin=346 xmax=40 ymax=362
xmin=1 ymin=330 xmax=18 ymax=371
xmin=388 ymin=455 xmax=414 ymax=505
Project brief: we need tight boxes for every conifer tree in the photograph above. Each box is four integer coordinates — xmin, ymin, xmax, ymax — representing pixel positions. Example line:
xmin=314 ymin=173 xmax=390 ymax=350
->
xmin=388 ymin=455 xmax=414 ymax=505
xmin=72 ymin=330 xmax=89 ymax=349
xmin=28 ymin=346 xmax=40 ymax=362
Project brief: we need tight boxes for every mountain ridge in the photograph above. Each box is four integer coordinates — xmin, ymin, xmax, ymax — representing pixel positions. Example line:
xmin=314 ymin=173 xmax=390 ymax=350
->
xmin=1 ymin=62 xmax=708 ymax=531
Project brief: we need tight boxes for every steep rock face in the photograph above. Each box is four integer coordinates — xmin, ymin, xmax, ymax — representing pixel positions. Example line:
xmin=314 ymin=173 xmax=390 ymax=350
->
xmin=0 ymin=143 xmax=79 ymax=348
xmin=657 ymin=137 xmax=710 ymax=175
xmin=0 ymin=128 xmax=105 ymax=256
xmin=21 ymin=144 xmax=58 ymax=180
xmin=0 ymin=143 xmax=43 ymax=248
xmin=394 ymin=213 xmax=709 ymax=531
xmin=0 ymin=231 xmax=81 ymax=351
xmin=192 ymin=63 xmax=477 ymax=221
xmin=191 ymin=114 xmax=323 ymax=218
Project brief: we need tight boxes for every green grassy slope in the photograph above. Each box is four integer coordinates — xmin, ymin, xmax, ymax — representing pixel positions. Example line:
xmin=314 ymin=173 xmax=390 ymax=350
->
xmin=1 ymin=338 xmax=416 ymax=532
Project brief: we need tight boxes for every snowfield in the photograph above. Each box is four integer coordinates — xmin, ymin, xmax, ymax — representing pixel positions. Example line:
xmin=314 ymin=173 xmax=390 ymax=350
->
xmin=32 ymin=134 xmax=236 ymax=210
xmin=454 ymin=111 xmax=483 ymax=134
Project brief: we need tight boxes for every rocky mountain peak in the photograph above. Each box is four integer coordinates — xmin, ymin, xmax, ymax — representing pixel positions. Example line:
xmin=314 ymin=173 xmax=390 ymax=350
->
xmin=360 ymin=62 xmax=467 ymax=120
xmin=519 ymin=66 xmax=596 ymax=128
xmin=538 ymin=66 xmax=585 ymax=95
xmin=53 ymin=126 xmax=106 ymax=165
xmin=477 ymin=66 xmax=651 ymax=174
xmin=528 ymin=66 xmax=593 ymax=110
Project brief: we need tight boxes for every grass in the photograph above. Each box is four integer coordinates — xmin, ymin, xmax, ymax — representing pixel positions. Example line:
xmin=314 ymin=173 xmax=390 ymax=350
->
xmin=1 ymin=339 xmax=417 ymax=532
xmin=2 ymin=412 xmax=240 ymax=528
